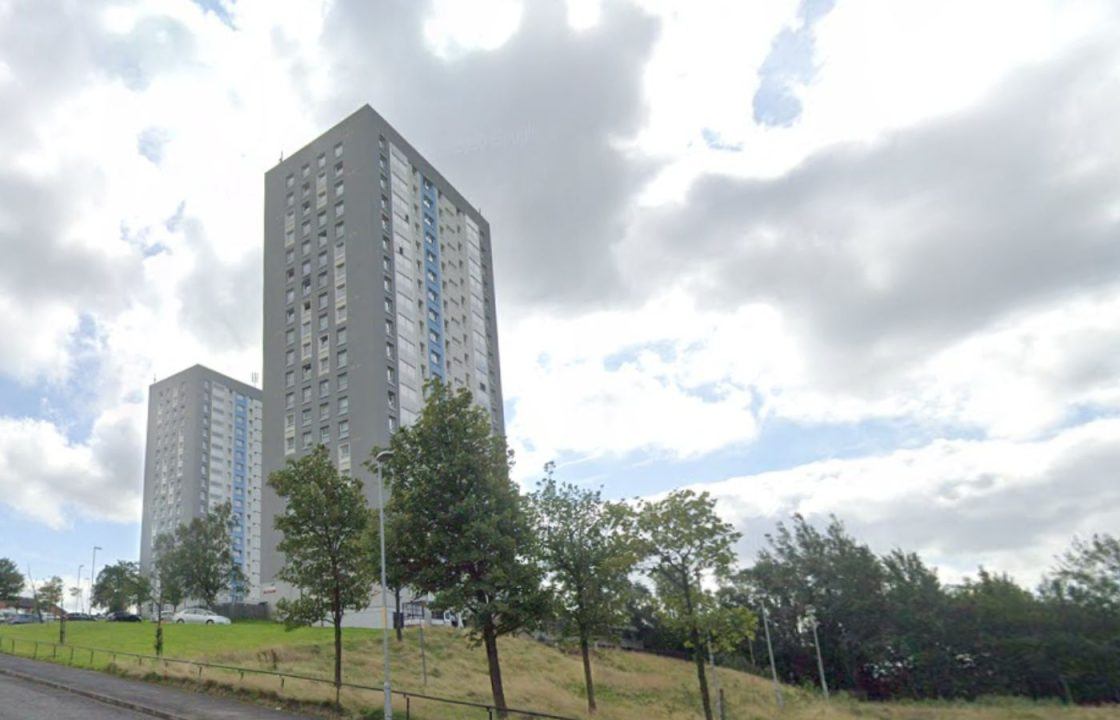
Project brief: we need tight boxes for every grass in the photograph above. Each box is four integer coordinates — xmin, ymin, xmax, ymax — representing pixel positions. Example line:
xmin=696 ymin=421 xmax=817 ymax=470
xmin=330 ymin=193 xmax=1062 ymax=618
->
xmin=2 ymin=621 xmax=1119 ymax=720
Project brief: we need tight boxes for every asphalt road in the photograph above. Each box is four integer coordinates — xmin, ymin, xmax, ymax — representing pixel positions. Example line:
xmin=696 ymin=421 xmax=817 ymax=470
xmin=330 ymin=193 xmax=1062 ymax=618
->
xmin=0 ymin=672 xmax=156 ymax=719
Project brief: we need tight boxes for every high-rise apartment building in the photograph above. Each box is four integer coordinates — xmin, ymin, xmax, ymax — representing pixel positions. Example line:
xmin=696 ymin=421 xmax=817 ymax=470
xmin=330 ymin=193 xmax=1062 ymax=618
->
xmin=139 ymin=365 xmax=264 ymax=601
xmin=260 ymin=106 xmax=504 ymax=599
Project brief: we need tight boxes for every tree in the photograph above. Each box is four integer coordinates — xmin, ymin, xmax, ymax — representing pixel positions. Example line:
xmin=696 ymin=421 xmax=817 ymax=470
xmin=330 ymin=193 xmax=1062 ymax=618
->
xmin=0 ymin=558 xmax=23 ymax=600
xmin=1047 ymin=534 xmax=1120 ymax=610
xmin=373 ymin=381 xmax=548 ymax=717
xmin=92 ymin=561 xmax=147 ymax=613
xmin=38 ymin=576 xmax=65 ymax=642
xmin=530 ymin=463 xmax=642 ymax=713
xmin=637 ymin=490 xmax=746 ymax=720
xmin=173 ymin=502 xmax=245 ymax=609
xmin=268 ymin=445 xmax=374 ymax=704
xmin=150 ymin=532 xmax=187 ymax=656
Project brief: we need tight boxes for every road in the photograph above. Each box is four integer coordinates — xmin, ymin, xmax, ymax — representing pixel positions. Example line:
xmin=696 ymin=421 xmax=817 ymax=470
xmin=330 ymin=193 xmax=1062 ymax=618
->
xmin=0 ymin=672 xmax=155 ymax=719
xmin=0 ymin=651 xmax=315 ymax=719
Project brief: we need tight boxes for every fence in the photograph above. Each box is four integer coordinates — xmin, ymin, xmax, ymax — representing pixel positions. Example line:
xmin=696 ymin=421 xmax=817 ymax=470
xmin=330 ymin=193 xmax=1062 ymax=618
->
xmin=0 ymin=634 xmax=575 ymax=720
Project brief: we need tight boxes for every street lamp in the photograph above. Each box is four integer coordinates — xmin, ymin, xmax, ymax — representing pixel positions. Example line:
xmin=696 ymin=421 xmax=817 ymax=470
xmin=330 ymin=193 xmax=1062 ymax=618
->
xmin=374 ymin=449 xmax=394 ymax=720
xmin=90 ymin=546 xmax=102 ymax=611
xmin=805 ymin=609 xmax=829 ymax=701
xmin=76 ymin=565 xmax=84 ymax=614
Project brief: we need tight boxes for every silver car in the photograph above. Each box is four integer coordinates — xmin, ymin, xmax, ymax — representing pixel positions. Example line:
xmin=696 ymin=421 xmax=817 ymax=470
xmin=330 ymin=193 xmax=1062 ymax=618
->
xmin=171 ymin=607 xmax=231 ymax=625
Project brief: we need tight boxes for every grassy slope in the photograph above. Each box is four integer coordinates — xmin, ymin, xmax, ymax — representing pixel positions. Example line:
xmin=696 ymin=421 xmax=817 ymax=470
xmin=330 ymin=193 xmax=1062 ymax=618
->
xmin=2 ymin=622 xmax=1118 ymax=720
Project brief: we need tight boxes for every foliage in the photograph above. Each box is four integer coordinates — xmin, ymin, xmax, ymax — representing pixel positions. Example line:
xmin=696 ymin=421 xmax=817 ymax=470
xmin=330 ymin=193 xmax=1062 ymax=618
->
xmin=529 ymin=462 xmax=643 ymax=712
xmin=637 ymin=489 xmax=748 ymax=720
xmin=268 ymin=444 xmax=374 ymax=699
xmin=727 ymin=515 xmax=1120 ymax=705
xmin=151 ymin=531 xmax=186 ymax=613
xmin=37 ymin=576 xmax=64 ymax=615
xmin=172 ymin=502 xmax=245 ymax=609
xmin=1045 ymin=533 xmax=1120 ymax=610
xmin=92 ymin=561 xmax=148 ymax=613
xmin=373 ymin=380 xmax=548 ymax=715
xmin=0 ymin=558 xmax=23 ymax=600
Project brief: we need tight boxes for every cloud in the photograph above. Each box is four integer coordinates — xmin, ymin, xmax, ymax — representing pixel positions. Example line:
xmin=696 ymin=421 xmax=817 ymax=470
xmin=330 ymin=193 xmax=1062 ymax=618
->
xmin=0 ymin=411 xmax=143 ymax=528
xmin=626 ymin=42 xmax=1120 ymax=415
xmin=692 ymin=418 xmax=1120 ymax=585
xmin=752 ymin=0 xmax=837 ymax=127
xmin=320 ymin=0 xmax=662 ymax=311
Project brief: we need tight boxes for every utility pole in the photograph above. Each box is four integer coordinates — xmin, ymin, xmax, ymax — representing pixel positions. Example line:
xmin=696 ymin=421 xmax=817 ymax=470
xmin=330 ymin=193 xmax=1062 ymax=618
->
xmin=375 ymin=450 xmax=394 ymax=720
xmin=810 ymin=615 xmax=829 ymax=701
xmin=76 ymin=565 xmax=84 ymax=614
xmin=90 ymin=546 xmax=101 ymax=612
xmin=762 ymin=606 xmax=783 ymax=708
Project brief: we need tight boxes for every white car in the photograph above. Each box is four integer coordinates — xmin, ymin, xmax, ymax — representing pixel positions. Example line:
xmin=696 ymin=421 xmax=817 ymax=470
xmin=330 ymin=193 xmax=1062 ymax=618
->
xmin=171 ymin=608 xmax=231 ymax=625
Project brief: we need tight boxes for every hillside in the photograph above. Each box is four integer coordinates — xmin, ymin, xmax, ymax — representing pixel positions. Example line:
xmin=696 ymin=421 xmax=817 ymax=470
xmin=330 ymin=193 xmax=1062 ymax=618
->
xmin=2 ymin=622 xmax=1118 ymax=720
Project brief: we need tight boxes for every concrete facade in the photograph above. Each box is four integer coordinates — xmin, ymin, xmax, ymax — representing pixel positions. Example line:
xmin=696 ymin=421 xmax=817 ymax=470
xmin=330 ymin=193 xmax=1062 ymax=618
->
xmin=138 ymin=364 xmax=264 ymax=602
xmin=260 ymin=106 xmax=504 ymax=610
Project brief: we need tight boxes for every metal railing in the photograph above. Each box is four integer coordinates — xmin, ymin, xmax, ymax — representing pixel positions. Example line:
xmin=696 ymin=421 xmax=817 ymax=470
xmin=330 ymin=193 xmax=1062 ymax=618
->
xmin=0 ymin=634 xmax=575 ymax=720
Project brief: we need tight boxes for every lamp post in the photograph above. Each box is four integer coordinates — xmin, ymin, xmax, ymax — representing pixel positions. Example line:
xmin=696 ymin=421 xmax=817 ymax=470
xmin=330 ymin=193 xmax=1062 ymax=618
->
xmin=90 ymin=546 xmax=101 ymax=611
xmin=807 ymin=610 xmax=829 ymax=701
xmin=762 ymin=606 xmax=783 ymax=708
xmin=76 ymin=565 xmax=84 ymax=614
xmin=374 ymin=449 xmax=394 ymax=720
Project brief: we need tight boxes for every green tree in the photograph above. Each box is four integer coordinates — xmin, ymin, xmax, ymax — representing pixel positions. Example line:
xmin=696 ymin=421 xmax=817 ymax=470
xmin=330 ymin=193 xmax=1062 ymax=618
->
xmin=0 ymin=558 xmax=23 ymax=600
xmin=637 ymin=490 xmax=744 ymax=720
xmin=93 ymin=561 xmax=146 ymax=613
xmin=530 ymin=463 xmax=642 ymax=713
xmin=173 ymin=502 xmax=245 ymax=609
xmin=373 ymin=381 xmax=547 ymax=717
xmin=150 ymin=532 xmax=186 ymax=656
xmin=268 ymin=445 xmax=374 ymax=704
xmin=1047 ymin=533 xmax=1120 ymax=610
xmin=38 ymin=576 xmax=65 ymax=642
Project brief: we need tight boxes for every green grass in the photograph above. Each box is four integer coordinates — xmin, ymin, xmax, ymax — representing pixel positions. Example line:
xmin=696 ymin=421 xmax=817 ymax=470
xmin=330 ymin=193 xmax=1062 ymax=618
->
xmin=3 ymin=621 xmax=1119 ymax=720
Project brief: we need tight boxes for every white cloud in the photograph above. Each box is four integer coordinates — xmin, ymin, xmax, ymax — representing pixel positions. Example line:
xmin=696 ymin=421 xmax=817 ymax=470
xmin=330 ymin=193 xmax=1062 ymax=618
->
xmin=0 ymin=411 xmax=142 ymax=529
xmin=689 ymin=418 xmax=1120 ymax=585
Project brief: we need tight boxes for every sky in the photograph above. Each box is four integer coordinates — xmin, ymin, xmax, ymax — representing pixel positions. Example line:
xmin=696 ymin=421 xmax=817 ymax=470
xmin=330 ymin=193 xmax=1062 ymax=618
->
xmin=1 ymin=0 xmax=1119 ymax=607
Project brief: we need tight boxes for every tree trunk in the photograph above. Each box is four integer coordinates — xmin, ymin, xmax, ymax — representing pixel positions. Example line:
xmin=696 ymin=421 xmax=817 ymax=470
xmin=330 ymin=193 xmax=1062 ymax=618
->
xmin=483 ymin=619 xmax=508 ymax=718
xmin=580 ymin=633 xmax=597 ymax=714
xmin=394 ymin=588 xmax=403 ymax=642
xmin=691 ymin=623 xmax=714 ymax=720
xmin=59 ymin=613 xmax=66 ymax=645
xmin=333 ymin=605 xmax=343 ymax=707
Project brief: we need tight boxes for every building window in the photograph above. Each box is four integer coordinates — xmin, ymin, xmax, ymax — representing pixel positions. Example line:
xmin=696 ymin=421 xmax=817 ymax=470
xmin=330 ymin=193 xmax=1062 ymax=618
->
xmin=339 ymin=442 xmax=350 ymax=460
xmin=302 ymin=386 xmax=312 ymax=403
xmin=317 ymin=153 xmax=325 ymax=169
xmin=335 ymin=181 xmax=344 ymax=197
xmin=301 ymin=408 xmax=311 ymax=426
xmin=386 ymin=341 xmax=394 ymax=359
xmin=335 ymin=221 xmax=345 ymax=240
xmin=285 ymin=371 xmax=294 ymax=388
xmin=317 ymin=210 xmax=326 ymax=228
xmin=286 ymin=308 xmax=295 ymax=324
xmin=302 ymin=239 xmax=311 ymax=255
xmin=384 ymin=298 xmax=393 ymax=314
xmin=318 ymin=251 xmax=328 ymax=268
xmin=302 ymin=431 xmax=312 ymax=448
xmin=335 ymin=200 xmax=345 ymax=216
xmin=387 ymin=366 xmax=396 ymax=384
xmin=335 ymin=161 xmax=343 ymax=175
xmin=320 ymin=403 xmax=330 ymax=421
xmin=285 ymin=288 xmax=295 ymax=305
xmin=320 ymin=426 xmax=330 ymax=443
xmin=337 ymin=373 xmax=348 ymax=391
xmin=383 ymin=276 xmax=392 ymax=292
xmin=334 ymin=142 xmax=343 ymax=158
xmin=286 ymin=175 xmax=294 ymax=188
xmin=388 ymin=416 xmax=398 ymax=432
xmin=319 ymin=335 xmax=329 ymax=351
xmin=302 ymin=260 xmax=311 ymax=276
xmin=285 ymin=436 xmax=295 ymax=453
xmin=285 ymin=350 xmax=295 ymax=367
xmin=338 ymin=327 xmax=347 ymax=345
xmin=338 ymin=420 xmax=349 ymax=439
xmin=318 ymin=293 xmax=329 ymax=310
xmin=387 ymin=390 xmax=396 ymax=408
xmin=337 ymin=349 xmax=348 ymax=368
xmin=285 ymin=392 xmax=294 ymax=409
xmin=301 ymin=164 xmax=309 ymax=178
xmin=319 ymin=379 xmax=330 ymax=398
xmin=302 ymin=220 xmax=311 ymax=236
xmin=285 ymin=248 xmax=294 ymax=264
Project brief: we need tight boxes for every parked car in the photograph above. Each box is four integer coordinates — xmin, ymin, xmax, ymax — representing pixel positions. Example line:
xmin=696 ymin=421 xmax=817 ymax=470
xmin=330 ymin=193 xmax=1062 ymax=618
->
xmin=65 ymin=612 xmax=95 ymax=621
xmin=105 ymin=611 xmax=142 ymax=622
xmin=6 ymin=613 xmax=42 ymax=625
xmin=171 ymin=607 xmax=231 ymax=625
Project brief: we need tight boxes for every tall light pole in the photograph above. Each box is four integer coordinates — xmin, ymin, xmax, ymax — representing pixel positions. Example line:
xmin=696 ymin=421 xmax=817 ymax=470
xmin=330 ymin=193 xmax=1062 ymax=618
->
xmin=76 ymin=565 xmax=84 ymax=613
xmin=762 ymin=606 xmax=783 ymax=708
xmin=806 ymin=609 xmax=829 ymax=701
xmin=374 ymin=450 xmax=394 ymax=720
xmin=90 ymin=546 xmax=101 ymax=611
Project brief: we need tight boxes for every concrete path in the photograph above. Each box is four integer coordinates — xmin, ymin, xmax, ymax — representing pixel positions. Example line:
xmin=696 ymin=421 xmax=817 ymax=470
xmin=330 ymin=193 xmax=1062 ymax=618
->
xmin=0 ymin=652 xmax=317 ymax=720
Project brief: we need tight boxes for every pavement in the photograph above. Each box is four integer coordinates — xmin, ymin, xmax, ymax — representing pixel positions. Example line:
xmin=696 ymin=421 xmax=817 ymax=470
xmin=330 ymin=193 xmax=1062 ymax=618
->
xmin=0 ymin=652 xmax=316 ymax=719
